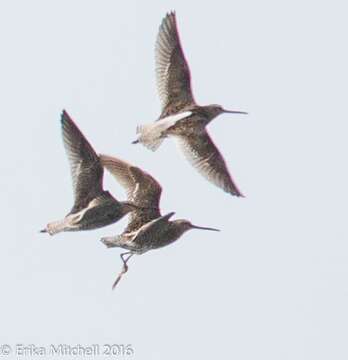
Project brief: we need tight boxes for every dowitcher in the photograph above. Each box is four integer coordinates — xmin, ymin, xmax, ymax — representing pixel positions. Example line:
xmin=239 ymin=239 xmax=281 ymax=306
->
xmin=133 ymin=11 xmax=247 ymax=196
xmin=99 ymin=155 xmax=219 ymax=289
xmin=40 ymin=111 xmax=138 ymax=235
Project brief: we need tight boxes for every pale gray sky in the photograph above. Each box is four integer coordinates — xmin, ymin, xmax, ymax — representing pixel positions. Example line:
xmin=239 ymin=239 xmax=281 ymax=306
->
xmin=1 ymin=0 xmax=347 ymax=359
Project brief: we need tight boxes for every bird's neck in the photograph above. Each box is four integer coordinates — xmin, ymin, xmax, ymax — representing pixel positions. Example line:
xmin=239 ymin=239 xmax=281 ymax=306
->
xmin=191 ymin=106 xmax=218 ymax=124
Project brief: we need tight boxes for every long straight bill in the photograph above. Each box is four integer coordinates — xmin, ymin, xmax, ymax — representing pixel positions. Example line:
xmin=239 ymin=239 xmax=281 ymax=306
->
xmin=191 ymin=225 xmax=220 ymax=232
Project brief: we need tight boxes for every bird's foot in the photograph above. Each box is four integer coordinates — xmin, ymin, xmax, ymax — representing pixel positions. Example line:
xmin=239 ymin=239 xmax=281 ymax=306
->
xmin=112 ymin=252 xmax=134 ymax=290
xmin=112 ymin=265 xmax=128 ymax=290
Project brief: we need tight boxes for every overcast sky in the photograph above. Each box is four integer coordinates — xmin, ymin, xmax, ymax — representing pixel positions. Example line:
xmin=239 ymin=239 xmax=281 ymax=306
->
xmin=1 ymin=0 xmax=347 ymax=359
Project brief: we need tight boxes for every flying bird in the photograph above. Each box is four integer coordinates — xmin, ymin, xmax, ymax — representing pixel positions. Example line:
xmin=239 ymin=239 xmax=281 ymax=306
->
xmin=133 ymin=11 xmax=247 ymax=196
xmin=40 ymin=111 xmax=138 ymax=235
xmin=99 ymin=155 xmax=219 ymax=289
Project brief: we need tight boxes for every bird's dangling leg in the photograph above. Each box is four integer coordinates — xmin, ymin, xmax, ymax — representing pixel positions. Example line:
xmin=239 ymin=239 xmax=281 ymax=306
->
xmin=112 ymin=252 xmax=134 ymax=290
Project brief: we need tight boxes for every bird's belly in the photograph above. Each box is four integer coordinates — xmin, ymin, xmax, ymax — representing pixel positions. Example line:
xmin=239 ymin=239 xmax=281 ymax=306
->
xmin=132 ymin=228 xmax=181 ymax=252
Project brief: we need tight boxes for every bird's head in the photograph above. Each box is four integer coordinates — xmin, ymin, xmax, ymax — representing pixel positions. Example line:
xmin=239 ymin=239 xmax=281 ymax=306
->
xmin=204 ymin=104 xmax=248 ymax=120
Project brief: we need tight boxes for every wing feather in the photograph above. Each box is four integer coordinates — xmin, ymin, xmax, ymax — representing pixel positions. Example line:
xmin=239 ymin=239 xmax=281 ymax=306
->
xmin=100 ymin=155 xmax=162 ymax=232
xmin=61 ymin=110 xmax=103 ymax=213
xmin=155 ymin=12 xmax=195 ymax=117
xmin=177 ymin=131 xmax=243 ymax=196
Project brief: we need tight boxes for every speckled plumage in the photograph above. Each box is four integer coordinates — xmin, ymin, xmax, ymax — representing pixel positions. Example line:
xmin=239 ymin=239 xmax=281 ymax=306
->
xmin=135 ymin=12 xmax=247 ymax=197
xmin=40 ymin=111 xmax=137 ymax=235
xmin=99 ymin=155 xmax=219 ymax=289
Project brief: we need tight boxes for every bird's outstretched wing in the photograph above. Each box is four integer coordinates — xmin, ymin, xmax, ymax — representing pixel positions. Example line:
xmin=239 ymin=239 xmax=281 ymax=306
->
xmin=100 ymin=155 xmax=162 ymax=232
xmin=61 ymin=110 xmax=104 ymax=213
xmin=177 ymin=130 xmax=244 ymax=196
xmin=156 ymin=11 xmax=195 ymax=118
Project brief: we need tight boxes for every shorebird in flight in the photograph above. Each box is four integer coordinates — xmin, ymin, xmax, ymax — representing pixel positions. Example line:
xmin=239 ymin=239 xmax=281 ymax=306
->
xmin=134 ymin=12 xmax=247 ymax=196
xmin=99 ymin=155 xmax=219 ymax=289
xmin=40 ymin=111 xmax=138 ymax=235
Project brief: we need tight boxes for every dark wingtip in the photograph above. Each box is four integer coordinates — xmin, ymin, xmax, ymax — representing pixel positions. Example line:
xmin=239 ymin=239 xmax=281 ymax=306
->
xmin=162 ymin=10 xmax=176 ymax=27
xmin=61 ymin=109 xmax=72 ymax=125
xmin=226 ymin=188 xmax=245 ymax=197
xmin=39 ymin=229 xmax=47 ymax=233
xmin=131 ymin=139 xmax=139 ymax=145
xmin=166 ymin=211 xmax=176 ymax=219
xmin=61 ymin=109 xmax=69 ymax=119
xmin=228 ymin=186 xmax=245 ymax=198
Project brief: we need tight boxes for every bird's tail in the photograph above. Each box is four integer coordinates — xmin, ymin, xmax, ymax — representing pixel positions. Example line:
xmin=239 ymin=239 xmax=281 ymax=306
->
xmin=101 ymin=236 xmax=123 ymax=248
xmin=133 ymin=123 xmax=164 ymax=151
xmin=133 ymin=111 xmax=192 ymax=151
xmin=40 ymin=219 xmax=67 ymax=236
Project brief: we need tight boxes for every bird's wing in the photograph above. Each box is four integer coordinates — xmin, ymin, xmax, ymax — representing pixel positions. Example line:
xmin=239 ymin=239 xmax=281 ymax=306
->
xmin=61 ymin=110 xmax=104 ymax=213
xmin=100 ymin=155 xmax=162 ymax=232
xmin=100 ymin=154 xmax=162 ymax=207
xmin=134 ymin=212 xmax=175 ymax=241
xmin=156 ymin=11 xmax=195 ymax=118
xmin=176 ymin=130 xmax=243 ymax=196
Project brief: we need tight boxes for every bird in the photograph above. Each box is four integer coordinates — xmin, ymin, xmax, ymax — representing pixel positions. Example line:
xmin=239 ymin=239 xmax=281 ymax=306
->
xmin=133 ymin=11 xmax=247 ymax=196
xmin=99 ymin=154 xmax=220 ymax=289
xmin=40 ymin=110 xmax=139 ymax=235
